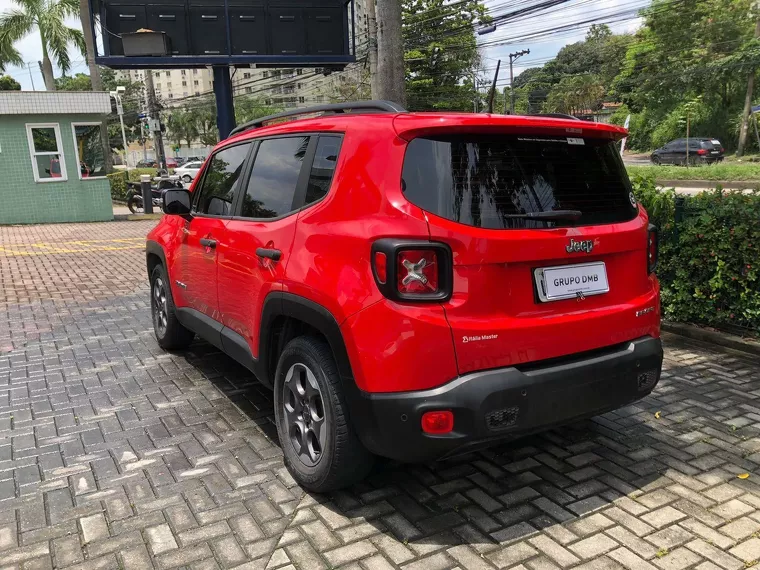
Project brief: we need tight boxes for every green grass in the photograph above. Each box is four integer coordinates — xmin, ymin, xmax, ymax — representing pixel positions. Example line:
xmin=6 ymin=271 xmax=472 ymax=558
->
xmin=627 ymin=163 xmax=760 ymax=181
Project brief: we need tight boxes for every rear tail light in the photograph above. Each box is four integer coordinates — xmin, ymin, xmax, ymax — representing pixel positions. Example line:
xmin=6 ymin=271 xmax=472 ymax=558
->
xmin=421 ymin=410 xmax=454 ymax=434
xmin=371 ymin=239 xmax=452 ymax=302
xmin=648 ymin=224 xmax=658 ymax=274
xmin=374 ymin=251 xmax=387 ymax=284
xmin=696 ymin=149 xmax=708 ymax=155
xmin=397 ymin=250 xmax=438 ymax=293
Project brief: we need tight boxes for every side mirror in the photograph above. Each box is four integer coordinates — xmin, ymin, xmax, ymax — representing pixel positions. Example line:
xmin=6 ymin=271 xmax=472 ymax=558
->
xmin=163 ymin=188 xmax=192 ymax=217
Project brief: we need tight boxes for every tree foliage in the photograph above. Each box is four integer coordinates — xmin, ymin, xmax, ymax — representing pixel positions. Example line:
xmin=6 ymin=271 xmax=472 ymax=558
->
xmin=403 ymin=0 xmax=488 ymax=111
xmin=612 ymin=0 xmax=757 ymax=151
xmin=164 ymin=98 xmax=283 ymax=148
xmin=0 ymin=74 xmax=20 ymax=90
xmin=0 ymin=0 xmax=85 ymax=90
xmin=511 ymin=25 xmax=631 ymax=115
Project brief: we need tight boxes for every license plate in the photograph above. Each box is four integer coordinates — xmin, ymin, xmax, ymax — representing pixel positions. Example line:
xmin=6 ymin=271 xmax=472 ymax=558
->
xmin=711 ymin=150 xmax=720 ymax=154
xmin=534 ymin=262 xmax=609 ymax=302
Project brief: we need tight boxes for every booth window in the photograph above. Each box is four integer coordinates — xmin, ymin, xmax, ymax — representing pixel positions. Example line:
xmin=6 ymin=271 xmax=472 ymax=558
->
xmin=72 ymin=123 xmax=107 ymax=179
xmin=26 ymin=123 xmax=67 ymax=182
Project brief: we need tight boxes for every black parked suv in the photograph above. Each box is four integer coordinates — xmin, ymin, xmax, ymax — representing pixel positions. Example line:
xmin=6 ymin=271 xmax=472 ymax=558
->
xmin=651 ymin=138 xmax=725 ymax=165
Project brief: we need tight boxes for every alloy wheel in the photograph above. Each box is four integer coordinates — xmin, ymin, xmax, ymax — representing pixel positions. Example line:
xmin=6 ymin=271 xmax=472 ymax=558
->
xmin=282 ymin=363 xmax=327 ymax=467
xmin=152 ymin=276 xmax=168 ymax=336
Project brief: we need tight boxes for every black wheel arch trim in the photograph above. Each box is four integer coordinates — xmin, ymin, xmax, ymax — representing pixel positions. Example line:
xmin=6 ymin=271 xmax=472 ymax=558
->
xmin=260 ymin=292 xmax=363 ymax=428
xmin=146 ymin=240 xmax=167 ymax=278
xmin=261 ymin=292 xmax=355 ymax=386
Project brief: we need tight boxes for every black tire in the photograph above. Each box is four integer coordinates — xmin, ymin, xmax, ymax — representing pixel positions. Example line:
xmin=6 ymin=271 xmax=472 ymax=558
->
xmin=274 ymin=336 xmax=373 ymax=491
xmin=651 ymin=156 xmax=661 ymax=165
xmin=150 ymin=264 xmax=194 ymax=350
xmin=127 ymin=194 xmax=143 ymax=214
xmin=182 ymin=174 xmax=192 ymax=183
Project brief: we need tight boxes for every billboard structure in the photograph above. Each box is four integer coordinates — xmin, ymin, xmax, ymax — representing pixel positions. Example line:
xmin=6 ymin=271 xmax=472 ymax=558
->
xmin=90 ymin=0 xmax=357 ymax=137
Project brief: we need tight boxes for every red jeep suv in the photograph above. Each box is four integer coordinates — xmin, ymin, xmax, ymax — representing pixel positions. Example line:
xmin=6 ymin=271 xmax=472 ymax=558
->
xmin=146 ymin=101 xmax=663 ymax=491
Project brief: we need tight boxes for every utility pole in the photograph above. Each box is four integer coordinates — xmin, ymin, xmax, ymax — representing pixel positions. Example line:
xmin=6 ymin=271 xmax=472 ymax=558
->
xmin=738 ymin=15 xmax=760 ymax=156
xmin=26 ymin=63 xmax=35 ymax=90
xmin=366 ymin=0 xmax=379 ymax=98
xmin=508 ymin=49 xmax=530 ymax=114
xmin=375 ymin=0 xmax=405 ymax=106
xmin=144 ymin=70 xmax=167 ymax=170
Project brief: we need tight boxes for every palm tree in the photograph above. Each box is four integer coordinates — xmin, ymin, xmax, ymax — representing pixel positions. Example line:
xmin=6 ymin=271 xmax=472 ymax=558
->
xmin=0 ymin=0 xmax=85 ymax=90
xmin=77 ymin=0 xmax=101 ymax=90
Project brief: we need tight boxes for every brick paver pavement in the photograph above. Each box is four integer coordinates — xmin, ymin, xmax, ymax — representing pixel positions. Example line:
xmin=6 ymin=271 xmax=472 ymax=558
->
xmin=1 ymin=220 xmax=760 ymax=570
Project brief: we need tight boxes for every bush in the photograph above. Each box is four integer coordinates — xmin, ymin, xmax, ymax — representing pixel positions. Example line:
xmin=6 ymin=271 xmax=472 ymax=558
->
xmin=631 ymin=175 xmax=760 ymax=336
xmin=127 ymin=168 xmax=159 ymax=182
xmin=108 ymin=171 xmax=129 ymax=202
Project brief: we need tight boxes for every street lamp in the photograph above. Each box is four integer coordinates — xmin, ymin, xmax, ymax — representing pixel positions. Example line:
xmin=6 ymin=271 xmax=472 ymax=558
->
xmin=109 ymin=87 xmax=130 ymax=168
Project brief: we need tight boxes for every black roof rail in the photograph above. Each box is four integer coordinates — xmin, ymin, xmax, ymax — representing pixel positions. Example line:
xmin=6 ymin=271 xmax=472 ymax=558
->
xmin=227 ymin=100 xmax=407 ymax=138
xmin=530 ymin=113 xmax=581 ymax=120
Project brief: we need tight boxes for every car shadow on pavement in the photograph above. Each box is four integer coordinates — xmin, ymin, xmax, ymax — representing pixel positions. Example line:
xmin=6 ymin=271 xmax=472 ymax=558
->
xmin=181 ymin=337 xmax=699 ymax=566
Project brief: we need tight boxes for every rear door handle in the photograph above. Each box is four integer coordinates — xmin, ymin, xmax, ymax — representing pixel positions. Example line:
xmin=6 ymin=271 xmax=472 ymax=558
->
xmin=256 ymin=248 xmax=281 ymax=261
xmin=199 ymin=238 xmax=217 ymax=248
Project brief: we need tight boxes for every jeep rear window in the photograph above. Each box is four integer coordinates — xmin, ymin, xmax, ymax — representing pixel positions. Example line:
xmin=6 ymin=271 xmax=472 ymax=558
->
xmin=401 ymin=135 xmax=637 ymax=229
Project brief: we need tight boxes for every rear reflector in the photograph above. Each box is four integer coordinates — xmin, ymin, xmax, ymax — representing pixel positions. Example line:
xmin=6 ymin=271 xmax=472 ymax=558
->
xmin=421 ymin=410 xmax=454 ymax=434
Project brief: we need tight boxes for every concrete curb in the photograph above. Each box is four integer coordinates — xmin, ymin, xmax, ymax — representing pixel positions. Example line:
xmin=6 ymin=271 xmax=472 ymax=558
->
xmin=662 ymin=321 xmax=760 ymax=357
xmin=656 ymin=179 xmax=760 ymax=189
xmin=113 ymin=213 xmax=163 ymax=221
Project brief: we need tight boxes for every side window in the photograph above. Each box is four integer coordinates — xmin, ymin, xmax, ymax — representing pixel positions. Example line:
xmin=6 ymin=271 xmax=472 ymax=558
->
xmin=193 ymin=143 xmax=251 ymax=216
xmin=305 ymin=135 xmax=342 ymax=205
xmin=240 ymin=136 xmax=309 ymax=219
xmin=673 ymin=140 xmax=687 ymax=151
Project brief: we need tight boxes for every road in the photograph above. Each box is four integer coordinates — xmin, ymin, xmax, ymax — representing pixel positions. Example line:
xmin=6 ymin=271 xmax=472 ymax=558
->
xmin=1 ymin=220 xmax=760 ymax=569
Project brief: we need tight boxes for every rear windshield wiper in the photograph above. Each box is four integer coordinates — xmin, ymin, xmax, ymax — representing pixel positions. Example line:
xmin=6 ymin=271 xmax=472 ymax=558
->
xmin=503 ymin=210 xmax=582 ymax=221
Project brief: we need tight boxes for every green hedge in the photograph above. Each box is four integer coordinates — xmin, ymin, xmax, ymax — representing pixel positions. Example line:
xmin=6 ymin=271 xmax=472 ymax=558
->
xmin=107 ymin=171 xmax=129 ymax=202
xmin=631 ymin=173 xmax=760 ymax=336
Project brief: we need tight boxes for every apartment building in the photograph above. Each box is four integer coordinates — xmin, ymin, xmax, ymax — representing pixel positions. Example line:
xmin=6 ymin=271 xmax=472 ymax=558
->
xmin=116 ymin=68 xmax=215 ymax=106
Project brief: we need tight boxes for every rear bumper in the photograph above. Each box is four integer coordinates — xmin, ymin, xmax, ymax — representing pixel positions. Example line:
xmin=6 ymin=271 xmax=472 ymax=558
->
xmin=350 ymin=336 xmax=663 ymax=462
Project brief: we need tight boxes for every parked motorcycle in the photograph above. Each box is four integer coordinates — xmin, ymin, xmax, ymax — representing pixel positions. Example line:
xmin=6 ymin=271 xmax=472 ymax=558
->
xmin=126 ymin=175 xmax=183 ymax=214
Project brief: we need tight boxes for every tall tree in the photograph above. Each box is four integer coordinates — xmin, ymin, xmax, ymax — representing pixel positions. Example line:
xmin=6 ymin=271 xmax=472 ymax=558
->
xmin=403 ymin=0 xmax=487 ymax=111
xmin=78 ymin=0 xmax=101 ymax=90
xmin=0 ymin=0 xmax=85 ymax=90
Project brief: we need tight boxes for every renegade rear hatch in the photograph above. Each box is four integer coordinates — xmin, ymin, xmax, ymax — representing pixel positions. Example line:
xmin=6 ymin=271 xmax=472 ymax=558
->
xmin=398 ymin=119 xmax=659 ymax=375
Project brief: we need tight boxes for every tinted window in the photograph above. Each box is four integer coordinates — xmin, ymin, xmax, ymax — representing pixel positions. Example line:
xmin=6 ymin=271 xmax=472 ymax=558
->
xmin=305 ymin=135 xmax=342 ymax=205
xmin=402 ymin=135 xmax=637 ymax=229
xmin=672 ymin=140 xmax=687 ymax=151
xmin=241 ymin=137 xmax=309 ymax=219
xmin=194 ymin=144 xmax=251 ymax=215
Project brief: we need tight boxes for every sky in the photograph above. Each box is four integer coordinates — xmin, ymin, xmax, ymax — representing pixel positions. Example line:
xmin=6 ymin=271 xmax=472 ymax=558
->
xmin=0 ymin=0 xmax=646 ymax=92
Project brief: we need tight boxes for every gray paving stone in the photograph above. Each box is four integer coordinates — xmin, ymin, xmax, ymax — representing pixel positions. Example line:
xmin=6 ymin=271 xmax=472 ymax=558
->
xmin=2 ymin=221 xmax=760 ymax=570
